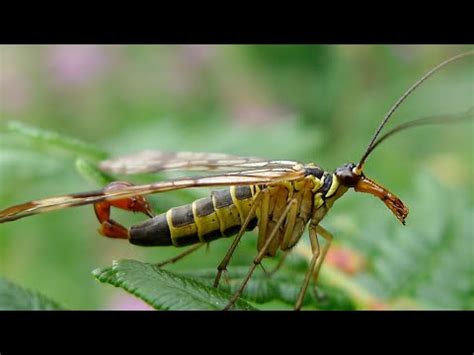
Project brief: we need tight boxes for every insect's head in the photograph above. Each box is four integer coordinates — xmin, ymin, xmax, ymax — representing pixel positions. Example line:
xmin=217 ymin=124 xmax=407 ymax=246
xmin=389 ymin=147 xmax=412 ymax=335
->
xmin=335 ymin=163 xmax=408 ymax=225
xmin=334 ymin=163 xmax=360 ymax=187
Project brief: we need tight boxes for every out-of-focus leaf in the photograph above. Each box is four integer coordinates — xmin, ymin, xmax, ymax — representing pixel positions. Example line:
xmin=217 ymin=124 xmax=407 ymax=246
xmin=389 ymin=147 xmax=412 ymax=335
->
xmin=75 ymin=158 xmax=114 ymax=186
xmin=0 ymin=277 xmax=64 ymax=310
xmin=0 ymin=148 xmax=65 ymax=182
xmin=2 ymin=121 xmax=108 ymax=160
xmin=92 ymin=259 xmax=257 ymax=310
xmin=352 ymin=173 xmax=474 ymax=309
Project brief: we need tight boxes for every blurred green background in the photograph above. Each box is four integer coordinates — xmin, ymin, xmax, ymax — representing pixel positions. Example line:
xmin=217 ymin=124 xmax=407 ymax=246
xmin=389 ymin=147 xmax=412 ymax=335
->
xmin=0 ymin=45 xmax=472 ymax=310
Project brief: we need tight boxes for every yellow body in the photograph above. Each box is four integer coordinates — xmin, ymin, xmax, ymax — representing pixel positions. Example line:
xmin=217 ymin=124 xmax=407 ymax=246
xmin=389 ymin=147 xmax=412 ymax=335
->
xmin=162 ymin=172 xmax=345 ymax=255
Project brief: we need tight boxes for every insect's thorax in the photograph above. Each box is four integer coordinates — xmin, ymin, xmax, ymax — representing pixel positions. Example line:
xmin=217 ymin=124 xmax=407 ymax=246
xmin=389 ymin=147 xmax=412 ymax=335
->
xmin=265 ymin=164 xmax=348 ymax=220
xmin=248 ymin=165 xmax=348 ymax=254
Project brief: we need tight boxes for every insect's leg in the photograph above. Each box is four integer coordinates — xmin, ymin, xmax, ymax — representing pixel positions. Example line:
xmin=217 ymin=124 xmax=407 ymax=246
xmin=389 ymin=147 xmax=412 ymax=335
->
xmin=155 ymin=243 xmax=205 ymax=267
xmin=280 ymin=193 xmax=299 ymax=250
xmin=294 ymin=224 xmax=320 ymax=310
xmin=265 ymin=195 xmax=300 ymax=276
xmin=294 ymin=224 xmax=334 ymax=310
xmin=308 ymin=226 xmax=334 ymax=303
xmin=266 ymin=250 xmax=291 ymax=277
xmin=104 ymin=181 xmax=154 ymax=217
xmin=311 ymin=285 xmax=327 ymax=303
xmin=312 ymin=225 xmax=333 ymax=286
xmin=256 ymin=188 xmax=271 ymax=251
xmin=213 ymin=189 xmax=266 ymax=288
xmin=94 ymin=202 xmax=129 ymax=239
xmin=224 ymin=198 xmax=298 ymax=310
xmin=94 ymin=181 xmax=154 ymax=239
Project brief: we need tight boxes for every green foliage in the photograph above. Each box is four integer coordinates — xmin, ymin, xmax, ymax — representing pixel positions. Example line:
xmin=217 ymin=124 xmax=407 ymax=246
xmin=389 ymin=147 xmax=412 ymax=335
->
xmin=75 ymin=158 xmax=114 ymax=186
xmin=93 ymin=254 xmax=356 ymax=311
xmin=187 ymin=266 xmax=356 ymax=310
xmin=349 ymin=173 xmax=474 ymax=309
xmin=93 ymin=259 xmax=256 ymax=310
xmin=2 ymin=121 xmax=108 ymax=161
xmin=0 ymin=277 xmax=64 ymax=310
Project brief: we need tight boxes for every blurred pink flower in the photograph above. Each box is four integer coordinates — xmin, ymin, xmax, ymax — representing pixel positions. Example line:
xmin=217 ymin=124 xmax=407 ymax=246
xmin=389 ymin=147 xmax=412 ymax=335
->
xmin=179 ymin=45 xmax=217 ymax=70
xmin=47 ymin=45 xmax=108 ymax=85
xmin=164 ymin=45 xmax=217 ymax=97
xmin=325 ymin=245 xmax=367 ymax=275
xmin=230 ymin=101 xmax=291 ymax=126
xmin=389 ymin=45 xmax=423 ymax=63
xmin=0 ymin=70 xmax=31 ymax=113
xmin=106 ymin=293 xmax=154 ymax=311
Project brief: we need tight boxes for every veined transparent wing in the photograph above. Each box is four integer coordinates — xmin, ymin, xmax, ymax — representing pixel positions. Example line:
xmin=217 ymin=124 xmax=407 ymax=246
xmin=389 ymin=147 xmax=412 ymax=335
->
xmin=100 ymin=150 xmax=302 ymax=174
xmin=0 ymin=165 xmax=306 ymax=223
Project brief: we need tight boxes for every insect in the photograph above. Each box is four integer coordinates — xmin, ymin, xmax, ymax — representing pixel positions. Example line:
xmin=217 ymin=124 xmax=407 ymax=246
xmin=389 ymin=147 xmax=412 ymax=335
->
xmin=0 ymin=51 xmax=472 ymax=310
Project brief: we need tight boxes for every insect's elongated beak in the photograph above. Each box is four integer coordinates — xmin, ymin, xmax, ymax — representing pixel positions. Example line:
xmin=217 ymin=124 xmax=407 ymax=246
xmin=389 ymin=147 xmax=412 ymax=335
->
xmin=354 ymin=176 xmax=409 ymax=225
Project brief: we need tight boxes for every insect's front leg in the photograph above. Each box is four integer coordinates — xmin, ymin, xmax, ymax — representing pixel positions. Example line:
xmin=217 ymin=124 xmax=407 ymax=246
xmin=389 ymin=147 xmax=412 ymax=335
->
xmin=312 ymin=225 xmax=333 ymax=286
xmin=295 ymin=224 xmax=320 ymax=310
xmin=294 ymin=224 xmax=333 ymax=310
xmin=94 ymin=181 xmax=154 ymax=240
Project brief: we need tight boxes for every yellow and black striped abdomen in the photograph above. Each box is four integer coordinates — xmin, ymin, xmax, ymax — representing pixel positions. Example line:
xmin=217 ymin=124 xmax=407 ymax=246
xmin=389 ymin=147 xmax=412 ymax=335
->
xmin=129 ymin=186 xmax=257 ymax=247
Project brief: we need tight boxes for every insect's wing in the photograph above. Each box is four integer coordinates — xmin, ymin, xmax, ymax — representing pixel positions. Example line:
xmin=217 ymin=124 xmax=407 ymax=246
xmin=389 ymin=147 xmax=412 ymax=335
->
xmin=100 ymin=150 xmax=301 ymax=174
xmin=0 ymin=166 xmax=305 ymax=223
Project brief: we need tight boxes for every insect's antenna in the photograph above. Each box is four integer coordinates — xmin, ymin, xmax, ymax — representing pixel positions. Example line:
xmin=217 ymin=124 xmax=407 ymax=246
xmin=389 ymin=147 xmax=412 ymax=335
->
xmin=361 ymin=107 xmax=474 ymax=160
xmin=356 ymin=50 xmax=474 ymax=173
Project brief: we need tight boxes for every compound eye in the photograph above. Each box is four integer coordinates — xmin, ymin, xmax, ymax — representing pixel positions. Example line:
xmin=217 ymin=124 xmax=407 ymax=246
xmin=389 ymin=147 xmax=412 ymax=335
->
xmin=336 ymin=164 xmax=360 ymax=187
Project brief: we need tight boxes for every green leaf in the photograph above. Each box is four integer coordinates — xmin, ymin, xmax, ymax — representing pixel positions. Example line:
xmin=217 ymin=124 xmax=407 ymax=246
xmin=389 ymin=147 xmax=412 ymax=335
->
xmin=0 ymin=277 xmax=64 ymax=310
xmin=75 ymin=158 xmax=115 ymax=186
xmin=2 ymin=120 xmax=108 ymax=161
xmin=93 ymin=259 xmax=257 ymax=310
xmin=187 ymin=266 xmax=356 ymax=310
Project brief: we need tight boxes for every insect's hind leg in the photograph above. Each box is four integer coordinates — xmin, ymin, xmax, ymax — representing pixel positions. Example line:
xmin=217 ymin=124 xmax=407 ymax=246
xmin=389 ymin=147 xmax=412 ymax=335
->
xmin=94 ymin=181 xmax=154 ymax=239
xmin=224 ymin=198 xmax=298 ymax=310
xmin=213 ymin=189 xmax=266 ymax=288
xmin=155 ymin=243 xmax=205 ymax=267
